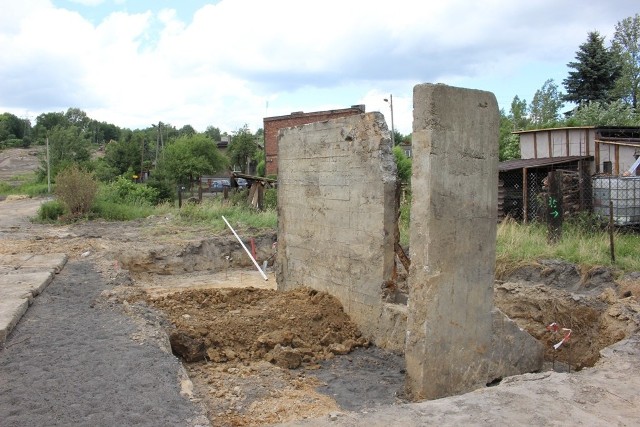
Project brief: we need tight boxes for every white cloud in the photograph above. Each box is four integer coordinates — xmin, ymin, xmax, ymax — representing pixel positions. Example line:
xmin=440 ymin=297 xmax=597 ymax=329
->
xmin=67 ymin=0 xmax=105 ymax=6
xmin=1 ymin=0 xmax=639 ymax=134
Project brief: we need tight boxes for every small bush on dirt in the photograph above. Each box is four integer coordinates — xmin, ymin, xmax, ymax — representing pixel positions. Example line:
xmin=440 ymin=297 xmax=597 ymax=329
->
xmin=54 ymin=165 xmax=98 ymax=217
xmin=37 ymin=200 xmax=66 ymax=221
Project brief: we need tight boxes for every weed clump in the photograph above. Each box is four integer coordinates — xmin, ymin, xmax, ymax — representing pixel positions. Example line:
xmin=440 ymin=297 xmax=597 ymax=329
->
xmin=54 ymin=165 xmax=98 ymax=217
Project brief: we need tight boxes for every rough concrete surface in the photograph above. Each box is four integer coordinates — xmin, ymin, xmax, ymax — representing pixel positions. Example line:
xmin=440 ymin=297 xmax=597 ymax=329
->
xmin=406 ymin=84 xmax=500 ymax=399
xmin=0 ymin=260 xmax=209 ymax=427
xmin=0 ymin=253 xmax=67 ymax=344
xmin=276 ymin=112 xmax=398 ymax=348
xmin=280 ymin=336 xmax=640 ymax=427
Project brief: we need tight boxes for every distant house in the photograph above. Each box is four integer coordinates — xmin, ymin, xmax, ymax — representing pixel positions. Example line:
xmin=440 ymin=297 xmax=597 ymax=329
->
xmin=263 ymin=105 xmax=366 ymax=176
xmin=398 ymin=141 xmax=412 ymax=158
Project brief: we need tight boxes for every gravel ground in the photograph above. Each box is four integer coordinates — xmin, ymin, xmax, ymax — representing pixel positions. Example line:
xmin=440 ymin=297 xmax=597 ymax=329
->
xmin=0 ymin=259 xmax=208 ymax=427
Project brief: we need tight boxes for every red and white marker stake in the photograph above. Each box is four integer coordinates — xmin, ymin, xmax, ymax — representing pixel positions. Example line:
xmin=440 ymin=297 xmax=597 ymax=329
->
xmin=547 ymin=322 xmax=571 ymax=350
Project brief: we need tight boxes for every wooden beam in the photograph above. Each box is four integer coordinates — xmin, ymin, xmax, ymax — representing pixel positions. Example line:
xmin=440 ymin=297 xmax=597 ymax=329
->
xmin=595 ymin=139 xmax=600 ymax=173
xmin=585 ymin=129 xmax=590 ymax=156
xmin=547 ymin=131 xmax=552 ymax=157
xmin=565 ymin=129 xmax=570 ymax=156
xmin=523 ymin=168 xmax=528 ymax=223
xmin=533 ymin=133 xmax=538 ymax=158
xmin=615 ymin=145 xmax=620 ymax=175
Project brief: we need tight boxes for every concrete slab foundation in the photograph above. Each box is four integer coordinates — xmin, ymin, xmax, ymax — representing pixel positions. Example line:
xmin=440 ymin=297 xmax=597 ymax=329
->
xmin=0 ymin=253 xmax=67 ymax=345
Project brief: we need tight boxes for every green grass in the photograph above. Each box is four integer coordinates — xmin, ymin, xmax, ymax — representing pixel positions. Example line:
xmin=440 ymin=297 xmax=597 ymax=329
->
xmin=92 ymin=199 xmax=157 ymax=221
xmin=172 ymin=198 xmax=277 ymax=232
xmin=398 ymin=194 xmax=639 ymax=274
xmin=0 ymin=173 xmax=50 ymax=197
xmin=496 ymin=219 xmax=640 ymax=275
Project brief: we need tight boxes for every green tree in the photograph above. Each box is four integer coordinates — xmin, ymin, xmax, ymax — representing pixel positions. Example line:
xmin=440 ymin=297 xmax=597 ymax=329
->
xmin=392 ymin=145 xmax=412 ymax=185
xmin=0 ymin=112 xmax=27 ymax=142
xmin=98 ymin=121 xmax=120 ymax=143
xmin=612 ymin=14 xmax=640 ymax=109
xmin=33 ymin=112 xmax=67 ymax=144
xmin=64 ymin=108 xmax=91 ymax=133
xmin=102 ymin=137 xmax=142 ymax=177
xmin=563 ymin=31 xmax=622 ymax=105
xmin=204 ymin=125 xmax=222 ymax=141
xmin=509 ymin=96 xmax=530 ymax=130
xmin=529 ymin=79 xmax=564 ymax=128
xmin=228 ymin=125 xmax=258 ymax=173
xmin=39 ymin=125 xmax=92 ymax=181
xmin=178 ymin=124 xmax=196 ymax=137
xmin=158 ymin=133 xmax=227 ymax=187
xmin=564 ymin=100 xmax=639 ymax=126
xmin=499 ymin=110 xmax=521 ymax=161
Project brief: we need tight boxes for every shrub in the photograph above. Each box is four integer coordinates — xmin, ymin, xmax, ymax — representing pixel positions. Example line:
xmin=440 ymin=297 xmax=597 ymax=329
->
xmin=145 ymin=173 xmax=175 ymax=203
xmin=101 ymin=176 xmax=160 ymax=205
xmin=37 ymin=200 xmax=65 ymax=221
xmin=54 ymin=165 xmax=98 ymax=216
xmin=0 ymin=138 xmax=24 ymax=148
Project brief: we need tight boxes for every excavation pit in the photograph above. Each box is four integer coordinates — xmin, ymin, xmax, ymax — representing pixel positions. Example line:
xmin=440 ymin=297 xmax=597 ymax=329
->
xmin=496 ymin=269 xmax=640 ymax=371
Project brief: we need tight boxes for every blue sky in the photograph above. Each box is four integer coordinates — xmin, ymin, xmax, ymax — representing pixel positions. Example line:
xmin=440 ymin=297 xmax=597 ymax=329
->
xmin=1 ymin=0 xmax=638 ymax=135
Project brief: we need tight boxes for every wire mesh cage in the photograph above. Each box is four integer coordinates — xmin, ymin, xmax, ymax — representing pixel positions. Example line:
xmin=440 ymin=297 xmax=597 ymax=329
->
xmin=498 ymin=167 xmax=593 ymax=222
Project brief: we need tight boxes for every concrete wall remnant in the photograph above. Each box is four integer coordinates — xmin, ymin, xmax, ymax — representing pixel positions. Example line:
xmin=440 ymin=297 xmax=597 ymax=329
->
xmin=275 ymin=83 xmax=544 ymax=402
xmin=276 ymin=112 xmax=398 ymax=344
xmin=404 ymin=83 xmax=500 ymax=399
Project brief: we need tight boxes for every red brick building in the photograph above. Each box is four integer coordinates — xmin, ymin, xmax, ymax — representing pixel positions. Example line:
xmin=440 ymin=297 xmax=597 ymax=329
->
xmin=263 ymin=105 xmax=365 ymax=175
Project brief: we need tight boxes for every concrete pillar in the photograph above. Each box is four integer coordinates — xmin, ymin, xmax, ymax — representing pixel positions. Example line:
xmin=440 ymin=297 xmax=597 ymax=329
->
xmin=405 ymin=83 xmax=499 ymax=399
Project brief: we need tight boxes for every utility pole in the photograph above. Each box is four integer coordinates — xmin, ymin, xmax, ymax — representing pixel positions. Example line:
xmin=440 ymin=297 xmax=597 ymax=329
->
xmin=46 ymin=136 xmax=51 ymax=193
xmin=140 ymin=138 xmax=145 ymax=183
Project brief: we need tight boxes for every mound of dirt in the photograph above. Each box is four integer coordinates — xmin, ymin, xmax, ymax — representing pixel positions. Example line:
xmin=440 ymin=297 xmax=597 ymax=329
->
xmin=147 ymin=287 xmax=369 ymax=369
xmin=500 ymin=259 xmax=619 ymax=295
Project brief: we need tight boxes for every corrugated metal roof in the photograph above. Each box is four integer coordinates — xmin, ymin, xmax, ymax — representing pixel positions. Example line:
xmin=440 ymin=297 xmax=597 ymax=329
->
xmin=512 ymin=126 xmax=595 ymax=134
xmin=513 ymin=126 xmax=640 ymax=136
xmin=499 ymin=156 xmax=593 ymax=172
